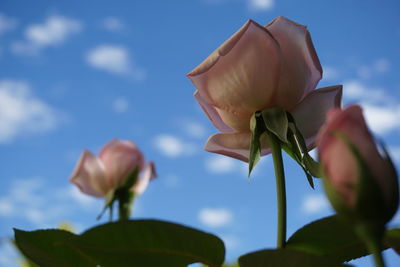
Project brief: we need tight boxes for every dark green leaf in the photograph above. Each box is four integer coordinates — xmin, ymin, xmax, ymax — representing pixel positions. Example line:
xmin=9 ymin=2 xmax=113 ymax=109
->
xmin=238 ymin=249 xmax=351 ymax=267
xmin=14 ymin=229 xmax=92 ymax=267
xmin=15 ymin=219 xmax=225 ymax=267
xmin=261 ymin=108 xmax=289 ymax=143
xmin=286 ymin=215 xmax=374 ymax=262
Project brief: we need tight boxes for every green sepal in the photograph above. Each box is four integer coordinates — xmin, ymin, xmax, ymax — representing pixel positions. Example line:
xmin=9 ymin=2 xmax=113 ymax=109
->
xmin=376 ymin=141 xmax=399 ymax=222
xmin=97 ymin=167 xmax=139 ymax=221
xmin=248 ymin=112 xmax=265 ymax=177
xmin=261 ymin=108 xmax=289 ymax=143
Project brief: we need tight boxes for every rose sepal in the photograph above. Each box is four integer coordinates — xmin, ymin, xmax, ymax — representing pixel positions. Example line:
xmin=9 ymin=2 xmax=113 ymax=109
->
xmin=97 ymin=167 xmax=139 ymax=221
xmin=248 ymin=108 xmax=322 ymax=188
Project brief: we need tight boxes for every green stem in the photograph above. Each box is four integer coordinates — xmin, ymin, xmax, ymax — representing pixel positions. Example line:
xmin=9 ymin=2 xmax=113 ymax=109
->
xmin=267 ymin=131 xmax=287 ymax=249
xmin=355 ymin=222 xmax=386 ymax=267
xmin=117 ymin=191 xmax=134 ymax=221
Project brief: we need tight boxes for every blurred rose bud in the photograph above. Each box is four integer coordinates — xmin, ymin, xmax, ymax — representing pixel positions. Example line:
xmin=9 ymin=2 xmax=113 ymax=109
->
xmin=70 ymin=139 xmax=156 ymax=198
xmin=187 ymin=16 xmax=342 ymax=162
xmin=318 ymin=105 xmax=399 ymax=222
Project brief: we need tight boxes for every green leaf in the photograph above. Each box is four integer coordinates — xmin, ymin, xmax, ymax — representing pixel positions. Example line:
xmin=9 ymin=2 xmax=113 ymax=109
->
xmin=15 ymin=219 xmax=225 ymax=267
xmin=238 ymin=249 xmax=351 ymax=267
xmin=286 ymin=215 xmax=373 ymax=262
xmin=386 ymin=228 xmax=400 ymax=255
xmin=261 ymin=108 xmax=289 ymax=143
xmin=249 ymin=112 xmax=265 ymax=177
xmin=14 ymin=229 xmax=92 ymax=267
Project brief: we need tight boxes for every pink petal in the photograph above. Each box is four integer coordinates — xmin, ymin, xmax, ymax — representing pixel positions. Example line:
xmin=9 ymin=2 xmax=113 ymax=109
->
xmin=266 ymin=16 xmax=323 ymax=109
xmin=69 ymin=150 xmax=108 ymax=197
xmin=205 ymin=132 xmax=271 ymax=162
xmin=188 ymin=20 xmax=281 ymax=125
xmin=291 ymin=85 xmax=342 ymax=147
xmin=132 ymin=162 xmax=157 ymax=195
xmin=100 ymin=139 xmax=145 ymax=188
xmin=194 ymin=90 xmax=234 ymax=133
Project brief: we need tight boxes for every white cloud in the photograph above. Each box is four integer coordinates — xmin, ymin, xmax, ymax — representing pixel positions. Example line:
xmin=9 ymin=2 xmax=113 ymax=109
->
xmin=112 ymin=97 xmax=129 ymax=113
xmin=323 ymin=66 xmax=339 ymax=81
xmin=103 ymin=17 xmax=124 ymax=32
xmin=0 ymin=198 xmax=13 ymax=216
xmin=357 ymin=58 xmax=390 ymax=79
xmin=205 ymin=155 xmax=237 ymax=174
xmin=342 ymin=80 xmax=400 ymax=135
xmin=11 ymin=15 xmax=81 ymax=55
xmin=153 ymin=134 xmax=197 ymax=157
xmin=183 ymin=121 xmax=207 ymax=139
xmin=0 ymin=13 xmax=17 ymax=34
xmin=68 ymin=186 xmax=96 ymax=208
xmin=389 ymin=146 xmax=400 ymax=163
xmin=86 ymin=45 xmax=145 ymax=79
xmin=199 ymin=208 xmax=233 ymax=227
xmin=0 ymin=80 xmax=59 ymax=143
xmin=248 ymin=0 xmax=274 ymax=11
xmin=343 ymin=80 xmax=387 ymax=103
xmin=0 ymin=178 xmax=101 ymax=226
xmin=301 ymin=194 xmax=330 ymax=215
xmin=362 ymin=103 xmax=400 ymax=135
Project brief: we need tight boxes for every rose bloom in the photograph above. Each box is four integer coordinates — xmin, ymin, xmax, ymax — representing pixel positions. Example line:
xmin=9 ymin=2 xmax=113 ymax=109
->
xmin=318 ymin=105 xmax=398 ymax=220
xmin=187 ymin=16 xmax=342 ymax=162
xmin=70 ymin=139 xmax=156 ymax=197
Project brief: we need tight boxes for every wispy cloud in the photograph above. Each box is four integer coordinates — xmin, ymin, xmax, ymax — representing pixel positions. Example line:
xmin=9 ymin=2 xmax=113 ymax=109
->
xmin=342 ymin=80 xmax=400 ymax=135
xmin=362 ymin=104 xmax=400 ymax=135
xmin=112 ymin=97 xmax=129 ymax=113
xmin=357 ymin=58 xmax=390 ymax=79
xmin=182 ymin=120 xmax=207 ymax=139
xmin=198 ymin=207 xmax=233 ymax=227
xmin=323 ymin=66 xmax=340 ymax=81
xmin=11 ymin=15 xmax=81 ymax=55
xmin=0 ymin=178 xmax=100 ymax=227
xmin=389 ymin=146 xmax=400 ymax=163
xmin=0 ymin=80 xmax=59 ymax=143
xmin=86 ymin=45 xmax=145 ymax=79
xmin=205 ymin=155 xmax=237 ymax=174
xmin=247 ymin=0 xmax=275 ymax=11
xmin=102 ymin=17 xmax=124 ymax=32
xmin=0 ymin=13 xmax=17 ymax=34
xmin=301 ymin=194 xmax=330 ymax=215
xmin=153 ymin=134 xmax=197 ymax=157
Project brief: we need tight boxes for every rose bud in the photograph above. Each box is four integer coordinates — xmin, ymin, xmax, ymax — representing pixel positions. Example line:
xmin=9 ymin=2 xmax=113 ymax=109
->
xmin=318 ymin=105 xmax=399 ymax=223
xmin=69 ymin=139 xmax=156 ymax=198
xmin=187 ymin=16 xmax=342 ymax=162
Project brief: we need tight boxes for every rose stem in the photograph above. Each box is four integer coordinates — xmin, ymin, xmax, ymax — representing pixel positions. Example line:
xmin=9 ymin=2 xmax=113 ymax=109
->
xmin=267 ymin=131 xmax=287 ymax=248
xmin=118 ymin=191 xmax=133 ymax=221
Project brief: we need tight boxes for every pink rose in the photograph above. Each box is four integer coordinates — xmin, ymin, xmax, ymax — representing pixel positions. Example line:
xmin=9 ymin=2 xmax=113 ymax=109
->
xmin=318 ymin=105 xmax=398 ymax=219
xmin=70 ymin=139 xmax=156 ymax=197
xmin=187 ymin=16 xmax=342 ymax=162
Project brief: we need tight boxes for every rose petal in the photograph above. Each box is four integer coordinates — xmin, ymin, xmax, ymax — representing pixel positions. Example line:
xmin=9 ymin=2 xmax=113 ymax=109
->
xmin=100 ymin=139 xmax=145 ymax=188
xmin=69 ymin=150 xmax=108 ymax=197
xmin=188 ymin=20 xmax=281 ymax=125
xmin=291 ymin=85 xmax=342 ymax=145
xmin=266 ymin=16 xmax=323 ymax=109
xmin=194 ymin=90 xmax=234 ymax=133
xmin=205 ymin=132 xmax=271 ymax=162
xmin=132 ymin=162 xmax=157 ymax=195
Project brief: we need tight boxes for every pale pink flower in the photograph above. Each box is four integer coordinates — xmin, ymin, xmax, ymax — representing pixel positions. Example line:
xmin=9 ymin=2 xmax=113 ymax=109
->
xmin=70 ymin=139 xmax=156 ymax=197
xmin=187 ymin=17 xmax=342 ymax=161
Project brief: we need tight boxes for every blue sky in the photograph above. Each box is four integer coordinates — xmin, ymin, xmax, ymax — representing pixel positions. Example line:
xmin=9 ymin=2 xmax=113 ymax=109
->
xmin=1 ymin=0 xmax=400 ymax=266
